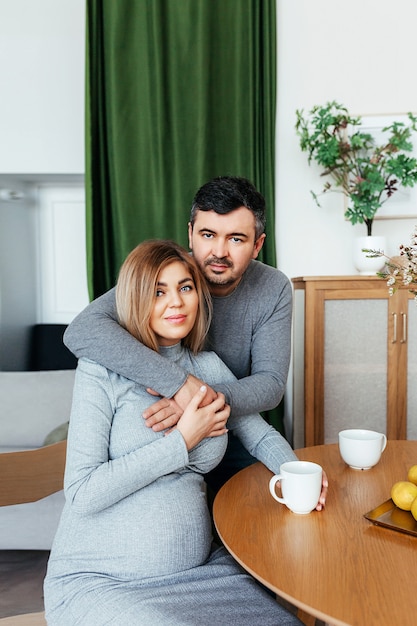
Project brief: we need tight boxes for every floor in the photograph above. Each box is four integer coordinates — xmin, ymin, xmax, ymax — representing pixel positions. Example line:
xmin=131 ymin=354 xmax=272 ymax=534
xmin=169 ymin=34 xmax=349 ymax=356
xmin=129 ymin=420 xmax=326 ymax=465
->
xmin=0 ymin=551 xmax=48 ymax=618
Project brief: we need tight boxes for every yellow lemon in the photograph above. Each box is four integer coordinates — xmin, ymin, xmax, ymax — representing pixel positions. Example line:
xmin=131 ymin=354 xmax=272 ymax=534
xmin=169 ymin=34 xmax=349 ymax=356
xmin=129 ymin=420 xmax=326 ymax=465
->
xmin=411 ymin=497 xmax=417 ymax=522
xmin=407 ymin=465 xmax=417 ymax=485
xmin=391 ymin=481 xmax=417 ymax=511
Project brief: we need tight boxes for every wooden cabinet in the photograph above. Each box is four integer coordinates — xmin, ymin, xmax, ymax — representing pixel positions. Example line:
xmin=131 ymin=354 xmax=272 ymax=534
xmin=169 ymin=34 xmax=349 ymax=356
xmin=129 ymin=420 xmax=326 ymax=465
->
xmin=292 ymin=276 xmax=417 ymax=447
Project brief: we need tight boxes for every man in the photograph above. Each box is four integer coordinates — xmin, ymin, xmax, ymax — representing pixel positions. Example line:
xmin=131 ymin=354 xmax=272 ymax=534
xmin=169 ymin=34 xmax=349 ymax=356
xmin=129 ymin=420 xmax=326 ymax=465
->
xmin=64 ymin=176 xmax=293 ymax=492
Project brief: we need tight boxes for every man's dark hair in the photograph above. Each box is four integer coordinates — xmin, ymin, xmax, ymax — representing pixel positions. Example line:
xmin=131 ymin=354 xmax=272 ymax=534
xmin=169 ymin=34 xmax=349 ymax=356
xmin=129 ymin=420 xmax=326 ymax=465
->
xmin=190 ymin=176 xmax=266 ymax=240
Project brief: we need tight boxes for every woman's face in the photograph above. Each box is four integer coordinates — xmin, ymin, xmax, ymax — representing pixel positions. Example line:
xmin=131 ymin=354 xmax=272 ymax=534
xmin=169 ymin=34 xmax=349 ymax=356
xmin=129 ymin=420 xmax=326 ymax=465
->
xmin=150 ymin=261 xmax=199 ymax=346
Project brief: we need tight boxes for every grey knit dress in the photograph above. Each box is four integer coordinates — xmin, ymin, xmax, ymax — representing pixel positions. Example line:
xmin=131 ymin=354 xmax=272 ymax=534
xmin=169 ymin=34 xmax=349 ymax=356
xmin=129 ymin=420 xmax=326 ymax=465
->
xmin=44 ymin=346 xmax=301 ymax=625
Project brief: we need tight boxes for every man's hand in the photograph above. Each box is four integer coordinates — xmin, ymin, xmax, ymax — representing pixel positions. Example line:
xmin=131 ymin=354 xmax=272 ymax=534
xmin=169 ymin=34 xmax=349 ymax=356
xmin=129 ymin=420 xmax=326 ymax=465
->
xmin=143 ymin=375 xmax=218 ymax=432
xmin=174 ymin=374 xmax=218 ymax=409
xmin=142 ymin=394 xmax=184 ymax=432
xmin=315 ymin=470 xmax=329 ymax=511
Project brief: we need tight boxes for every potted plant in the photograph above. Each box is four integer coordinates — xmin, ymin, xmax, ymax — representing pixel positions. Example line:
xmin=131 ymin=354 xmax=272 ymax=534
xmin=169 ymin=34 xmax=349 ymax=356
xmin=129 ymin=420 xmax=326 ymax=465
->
xmin=295 ymin=101 xmax=417 ymax=272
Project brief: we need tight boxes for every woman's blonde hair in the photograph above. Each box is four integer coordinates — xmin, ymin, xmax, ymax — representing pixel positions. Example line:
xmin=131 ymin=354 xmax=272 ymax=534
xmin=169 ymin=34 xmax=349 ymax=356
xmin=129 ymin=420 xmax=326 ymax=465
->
xmin=116 ymin=240 xmax=212 ymax=353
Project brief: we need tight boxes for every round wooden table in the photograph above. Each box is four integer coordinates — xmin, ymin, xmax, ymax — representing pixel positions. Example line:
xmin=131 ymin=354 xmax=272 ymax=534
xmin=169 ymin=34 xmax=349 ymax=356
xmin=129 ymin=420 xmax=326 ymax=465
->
xmin=213 ymin=440 xmax=417 ymax=626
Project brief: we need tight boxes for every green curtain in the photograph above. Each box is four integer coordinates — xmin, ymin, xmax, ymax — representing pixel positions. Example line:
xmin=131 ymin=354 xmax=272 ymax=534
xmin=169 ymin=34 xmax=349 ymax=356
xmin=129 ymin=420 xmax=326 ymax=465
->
xmin=85 ymin=0 xmax=277 ymax=298
xmin=85 ymin=0 xmax=283 ymax=434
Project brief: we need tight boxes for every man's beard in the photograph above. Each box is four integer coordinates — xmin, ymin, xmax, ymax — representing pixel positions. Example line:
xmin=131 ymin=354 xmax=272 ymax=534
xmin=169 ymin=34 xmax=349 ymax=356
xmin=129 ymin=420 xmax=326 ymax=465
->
xmin=205 ymin=273 xmax=235 ymax=286
xmin=202 ymin=257 xmax=235 ymax=286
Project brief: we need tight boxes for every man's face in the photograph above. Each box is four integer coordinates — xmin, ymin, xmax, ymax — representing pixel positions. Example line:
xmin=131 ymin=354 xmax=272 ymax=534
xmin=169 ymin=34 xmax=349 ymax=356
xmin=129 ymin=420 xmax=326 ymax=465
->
xmin=188 ymin=207 xmax=265 ymax=297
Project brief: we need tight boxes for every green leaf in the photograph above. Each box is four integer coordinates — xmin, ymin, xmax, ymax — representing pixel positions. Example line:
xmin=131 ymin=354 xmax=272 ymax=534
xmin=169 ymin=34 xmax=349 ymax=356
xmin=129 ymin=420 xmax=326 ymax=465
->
xmin=295 ymin=101 xmax=417 ymax=232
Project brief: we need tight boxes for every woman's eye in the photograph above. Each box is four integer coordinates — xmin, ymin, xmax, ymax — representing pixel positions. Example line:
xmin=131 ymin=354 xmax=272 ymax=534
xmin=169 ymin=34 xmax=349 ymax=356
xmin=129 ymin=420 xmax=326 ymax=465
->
xmin=156 ymin=289 xmax=164 ymax=297
xmin=180 ymin=285 xmax=192 ymax=293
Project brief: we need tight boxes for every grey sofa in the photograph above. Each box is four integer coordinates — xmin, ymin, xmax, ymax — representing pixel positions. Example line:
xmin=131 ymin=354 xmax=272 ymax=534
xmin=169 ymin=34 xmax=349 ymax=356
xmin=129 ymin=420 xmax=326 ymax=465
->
xmin=0 ymin=369 xmax=75 ymax=549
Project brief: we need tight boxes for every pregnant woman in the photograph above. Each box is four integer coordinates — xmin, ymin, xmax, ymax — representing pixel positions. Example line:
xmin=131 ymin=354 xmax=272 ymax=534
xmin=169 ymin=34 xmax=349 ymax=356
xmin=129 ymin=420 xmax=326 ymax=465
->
xmin=44 ymin=239 xmax=305 ymax=625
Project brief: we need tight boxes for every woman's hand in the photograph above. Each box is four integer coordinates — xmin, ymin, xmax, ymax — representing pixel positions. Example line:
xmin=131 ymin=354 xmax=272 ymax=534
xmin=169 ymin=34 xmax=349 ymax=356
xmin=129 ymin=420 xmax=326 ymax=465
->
xmin=175 ymin=386 xmax=230 ymax=450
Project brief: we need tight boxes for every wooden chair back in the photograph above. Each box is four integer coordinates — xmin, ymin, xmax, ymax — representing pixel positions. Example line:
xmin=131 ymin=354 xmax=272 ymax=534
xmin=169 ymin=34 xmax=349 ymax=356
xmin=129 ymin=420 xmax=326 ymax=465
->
xmin=0 ymin=441 xmax=66 ymax=625
xmin=0 ymin=440 xmax=66 ymax=507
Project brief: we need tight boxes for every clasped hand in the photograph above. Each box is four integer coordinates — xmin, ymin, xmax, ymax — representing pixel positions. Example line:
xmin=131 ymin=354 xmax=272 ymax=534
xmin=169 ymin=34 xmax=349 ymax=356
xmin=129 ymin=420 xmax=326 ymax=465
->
xmin=143 ymin=375 xmax=229 ymax=449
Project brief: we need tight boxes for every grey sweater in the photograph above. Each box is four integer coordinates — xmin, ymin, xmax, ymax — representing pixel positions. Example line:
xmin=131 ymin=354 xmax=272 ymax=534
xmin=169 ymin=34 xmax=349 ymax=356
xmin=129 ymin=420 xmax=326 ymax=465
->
xmin=64 ymin=260 xmax=292 ymax=417
xmin=45 ymin=347 xmax=296 ymax=581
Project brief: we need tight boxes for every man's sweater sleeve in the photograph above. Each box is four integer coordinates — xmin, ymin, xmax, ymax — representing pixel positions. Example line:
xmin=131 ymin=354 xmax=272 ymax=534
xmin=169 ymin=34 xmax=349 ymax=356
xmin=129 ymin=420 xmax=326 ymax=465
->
xmin=203 ymin=352 xmax=297 ymax=471
xmin=64 ymin=288 xmax=188 ymax=399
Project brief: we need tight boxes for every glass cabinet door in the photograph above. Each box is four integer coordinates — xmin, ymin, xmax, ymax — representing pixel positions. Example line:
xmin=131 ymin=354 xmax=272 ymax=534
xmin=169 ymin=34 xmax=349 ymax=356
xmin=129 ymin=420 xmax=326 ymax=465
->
xmin=323 ymin=299 xmax=388 ymax=443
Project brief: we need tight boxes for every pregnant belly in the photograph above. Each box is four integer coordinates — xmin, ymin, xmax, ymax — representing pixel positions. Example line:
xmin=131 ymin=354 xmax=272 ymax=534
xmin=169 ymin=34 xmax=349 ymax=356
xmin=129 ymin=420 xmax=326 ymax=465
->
xmin=131 ymin=485 xmax=213 ymax=577
xmin=66 ymin=474 xmax=213 ymax=580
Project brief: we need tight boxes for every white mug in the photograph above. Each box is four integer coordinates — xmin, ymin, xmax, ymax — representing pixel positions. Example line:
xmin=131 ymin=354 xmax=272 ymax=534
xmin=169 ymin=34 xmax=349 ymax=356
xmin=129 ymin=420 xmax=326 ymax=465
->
xmin=269 ymin=460 xmax=322 ymax=515
xmin=338 ymin=429 xmax=387 ymax=470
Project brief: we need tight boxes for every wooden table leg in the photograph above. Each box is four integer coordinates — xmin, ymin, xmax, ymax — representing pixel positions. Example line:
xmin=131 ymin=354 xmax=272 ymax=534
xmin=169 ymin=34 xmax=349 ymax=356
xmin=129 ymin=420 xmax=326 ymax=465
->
xmin=296 ymin=608 xmax=317 ymax=626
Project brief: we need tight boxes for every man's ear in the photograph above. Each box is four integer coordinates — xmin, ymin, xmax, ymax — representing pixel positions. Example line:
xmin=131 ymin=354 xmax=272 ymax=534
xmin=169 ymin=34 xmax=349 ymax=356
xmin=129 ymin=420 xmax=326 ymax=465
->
xmin=252 ymin=233 xmax=266 ymax=259
xmin=187 ymin=222 xmax=193 ymax=250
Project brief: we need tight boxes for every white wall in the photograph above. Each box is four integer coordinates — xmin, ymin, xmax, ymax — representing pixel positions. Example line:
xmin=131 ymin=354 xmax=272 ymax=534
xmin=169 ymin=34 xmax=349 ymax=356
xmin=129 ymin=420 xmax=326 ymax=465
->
xmin=276 ymin=0 xmax=417 ymax=279
xmin=35 ymin=184 xmax=88 ymax=323
xmin=0 ymin=0 xmax=85 ymax=174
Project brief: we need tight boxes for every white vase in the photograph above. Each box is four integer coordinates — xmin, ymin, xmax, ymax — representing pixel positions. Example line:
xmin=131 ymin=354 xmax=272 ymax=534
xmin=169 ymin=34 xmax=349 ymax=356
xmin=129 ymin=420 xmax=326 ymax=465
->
xmin=353 ymin=236 xmax=386 ymax=275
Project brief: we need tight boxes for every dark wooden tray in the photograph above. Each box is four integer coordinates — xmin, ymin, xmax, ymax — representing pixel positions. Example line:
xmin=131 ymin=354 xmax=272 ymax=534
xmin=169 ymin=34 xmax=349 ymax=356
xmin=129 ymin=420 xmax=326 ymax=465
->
xmin=364 ymin=499 xmax=417 ymax=537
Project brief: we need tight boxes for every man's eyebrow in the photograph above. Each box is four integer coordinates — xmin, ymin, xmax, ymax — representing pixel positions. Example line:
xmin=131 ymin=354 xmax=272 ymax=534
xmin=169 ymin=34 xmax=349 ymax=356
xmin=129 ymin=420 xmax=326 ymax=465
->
xmin=197 ymin=227 xmax=216 ymax=234
xmin=198 ymin=227 xmax=249 ymax=238
xmin=229 ymin=232 xmax=249 ymax=238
